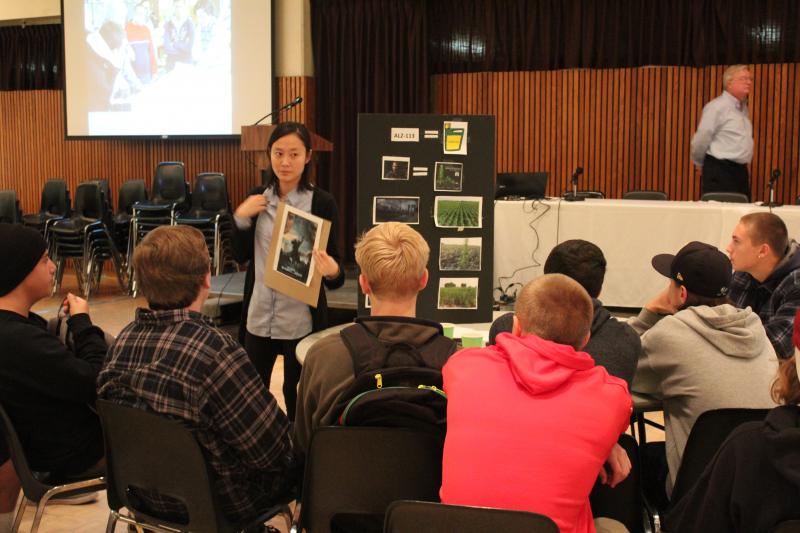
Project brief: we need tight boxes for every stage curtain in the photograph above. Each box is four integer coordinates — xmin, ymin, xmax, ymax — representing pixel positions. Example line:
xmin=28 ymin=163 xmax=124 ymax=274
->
xmin=0 ymin=24 xmax=63 ymax=91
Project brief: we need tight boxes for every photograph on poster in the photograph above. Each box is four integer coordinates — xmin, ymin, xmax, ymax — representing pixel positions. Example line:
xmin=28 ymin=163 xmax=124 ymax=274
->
xmin=434 ymin=162 xmax=463 ymax=191
xmin=434 ymin=196 xmax=482 ymax=228
xmin=438 ymin=277 xmax=479 ymax=309
xmin=382 ymin=156 xmax=411 ymax=180
xmin=272 ymin=206 xmax=323 ymax=286
xmin=373 ymin=196 xmax=420 ymax=224
xmin=439 ymin=237 xmax=481 ymax=271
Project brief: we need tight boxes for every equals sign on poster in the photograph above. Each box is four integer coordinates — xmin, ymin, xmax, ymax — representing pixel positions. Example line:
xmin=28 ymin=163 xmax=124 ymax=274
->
xmin=412 ymin=166 xmax=429 ymax=177
xmin=424 ymin=130 xmax=439 ymax=139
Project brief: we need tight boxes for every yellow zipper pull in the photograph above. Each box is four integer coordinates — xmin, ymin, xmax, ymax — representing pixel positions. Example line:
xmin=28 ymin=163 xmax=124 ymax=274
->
xmin=375 ymin=373 xmax=383 ymax=389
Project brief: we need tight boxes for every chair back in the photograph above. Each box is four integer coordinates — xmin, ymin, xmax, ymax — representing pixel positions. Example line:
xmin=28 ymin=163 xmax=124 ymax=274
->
xmin=300 ymin=426 xmax=444 ymax=533
xmin=563 ymin=190 xmax=605 ymax=200
xmin=96 ymin=399 xmax=230 ymax=533
xmin=772 ymin=520 xmax=800 ymax=533
xmin=117 ymin=180 xmax=148 ymax=214
xmin=671 ymin=408 xmax=770 ymax=503
xmin=590 ymin=434 xmax=647 ymax=533
xmin=700 ymin=192 xmax=750 ymax=203
xmin=41 ymin=179 xmax=70 ymax=216
xmin=73 ymin=182 xmax=105 ymax=221
xmin=0 ymin=402 xmax=51 ymax=502
xmin=152 ymin=162 xmax=188 ymax=204
xmin=623 ymin=190 xmax=668 ymax=201
xmin=384 ymin=500 xmax=559 ymax=533
xmin=191 ymin=173 xmax=230 ymax=214
xmin=0 ymin=190 xmax=21 ymax=223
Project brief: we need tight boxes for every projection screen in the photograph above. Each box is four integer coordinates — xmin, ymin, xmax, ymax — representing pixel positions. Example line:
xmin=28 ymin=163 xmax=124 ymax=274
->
xmin=62 ymin=0 xmax=273 ymax=138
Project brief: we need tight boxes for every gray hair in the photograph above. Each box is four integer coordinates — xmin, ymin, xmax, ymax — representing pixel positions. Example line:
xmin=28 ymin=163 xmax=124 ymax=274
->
xmin=723 ymin=65 xmax=749 ymax=89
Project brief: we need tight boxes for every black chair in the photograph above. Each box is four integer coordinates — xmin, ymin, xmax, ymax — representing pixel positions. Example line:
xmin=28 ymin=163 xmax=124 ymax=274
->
xmin=624 ymin=190 xmax=668 ymax=201
xmin=383 ymin=500 xmax=559 ymax=533
xmin=0 ymin=189 xmax=22 ymax=223
xmin=795 ymin=195 xmax=800 ymax=206
xmin=298 ymin=426 xmax=444 ymax=533
xmin=700 ymin=192 xmax=750 ymax=203
xmin=562 ymin=190 xmax=605 ymax=200
xmin=112 ymin=180 xmax=148 ymax=276
xmin=590 ymin=434 xmax=651 ymax=533
xmin=132 ymin=161 xmax=189 ymax=235
xmin=772 ymin=520 xmax=800 ymax=533
xmin=22 ymin=179 xmax=71 ymax=237
xmin=176 ymin=173 xmax=235 ymax=275
xmin=96 ymin=399 xmax=291 ymax=533
xmin=0 ymin=403 xmax=105 ymax=533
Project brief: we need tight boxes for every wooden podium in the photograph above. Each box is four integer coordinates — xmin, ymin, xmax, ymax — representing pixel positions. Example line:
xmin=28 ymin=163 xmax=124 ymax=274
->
xmin=241 ymin=124 xmax=334 ymax=172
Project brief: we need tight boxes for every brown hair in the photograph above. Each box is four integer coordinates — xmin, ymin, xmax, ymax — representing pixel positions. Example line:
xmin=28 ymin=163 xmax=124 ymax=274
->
xmin=771 ymin=355 xmax=800 ymax=405
xmin=355 ymin=222 xmax=429 ymax=299
xmin=740 ymin=212 xmax=789 ymax=258
xmin=515 ymin=273 xmax=593 ymax=349
xmin=133 ymin=225 xmax=210 ymax=310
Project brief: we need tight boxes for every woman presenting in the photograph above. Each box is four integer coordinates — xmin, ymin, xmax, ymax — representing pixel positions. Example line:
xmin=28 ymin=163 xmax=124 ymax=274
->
xmin=233 ymin=122 xmax=344 ymax=420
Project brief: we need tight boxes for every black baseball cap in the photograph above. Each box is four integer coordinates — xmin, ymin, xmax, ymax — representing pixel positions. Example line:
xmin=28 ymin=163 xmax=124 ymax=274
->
xmin=651 ymin=241 xmax=732 ymax=298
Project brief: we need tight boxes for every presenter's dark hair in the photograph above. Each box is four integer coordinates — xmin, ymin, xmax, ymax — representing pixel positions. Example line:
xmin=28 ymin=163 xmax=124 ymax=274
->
xmin=265 ymin=122 xmax=313 ymax=192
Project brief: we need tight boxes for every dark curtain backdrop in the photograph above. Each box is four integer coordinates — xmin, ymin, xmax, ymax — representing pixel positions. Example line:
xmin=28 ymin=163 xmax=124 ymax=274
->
xmin=0 ymin=25 xmax=63 ymax=91
xmin=311 ymin=0 xmax=429 ymax=261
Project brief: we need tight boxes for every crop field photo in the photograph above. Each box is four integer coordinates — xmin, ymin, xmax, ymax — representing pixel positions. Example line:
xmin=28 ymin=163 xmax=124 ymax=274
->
xmin=438 ymin=277 xmax=479 ymax=309
xmin=434 ymin=196 xmax=482 ymax=228
xmin=439 ymin=237 xmax=481 ymax=271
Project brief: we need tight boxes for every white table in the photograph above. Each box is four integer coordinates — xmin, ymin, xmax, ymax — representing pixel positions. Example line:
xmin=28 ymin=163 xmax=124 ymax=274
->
xmin=494 ymin=199 xmax=800 ymax=308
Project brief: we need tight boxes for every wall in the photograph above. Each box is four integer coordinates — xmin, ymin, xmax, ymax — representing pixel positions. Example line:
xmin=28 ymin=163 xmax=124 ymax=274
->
xmin=434 ymin=63 xmax=800 ymax=203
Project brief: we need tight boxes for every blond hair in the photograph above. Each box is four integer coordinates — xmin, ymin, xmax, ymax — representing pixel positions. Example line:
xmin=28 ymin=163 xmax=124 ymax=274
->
xmin=355 ymin=222 xmax=429 ymax=298
xmin=723 ymin=64 xmax=749 ymax=89
xmin=515 ymin=273 xmax=593 ymax=349
xmin=133 ymin=225 xmax=210 ymax=310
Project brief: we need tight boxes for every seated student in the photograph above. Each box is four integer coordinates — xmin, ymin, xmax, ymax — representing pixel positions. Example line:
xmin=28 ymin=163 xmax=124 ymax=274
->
xmin=664 ymin=310 xmax=800 ymax=533
xmin=98 ymin=226 xmax=295 ymax=524
xmin=441 ymin=274 xmax=632 ymax=533
xmin=294 ymin=222 xmax=457 ymax=453
xmin=490 ymin=239 xmax=640 ymax=387
xmin=726 ymin=212 xmax=800 ymax=358
xmin=629 ymin=241 xmax=778 ymax=502
xmin=0 ymin=224 xmax=107 ymax=530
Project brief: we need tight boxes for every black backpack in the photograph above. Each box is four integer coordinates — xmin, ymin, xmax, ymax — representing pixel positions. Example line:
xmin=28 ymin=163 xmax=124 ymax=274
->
xmin=332 ymin=320 xmax=457 ymax=437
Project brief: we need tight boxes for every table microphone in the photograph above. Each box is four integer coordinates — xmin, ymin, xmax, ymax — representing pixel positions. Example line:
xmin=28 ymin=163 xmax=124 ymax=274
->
xmin=765 ymin=168 xmax=782 ymax=208
xmin=253 ymin=96 xmax=303 ymax=126
xmin=565 ymin=166 xmax=585 ymax=202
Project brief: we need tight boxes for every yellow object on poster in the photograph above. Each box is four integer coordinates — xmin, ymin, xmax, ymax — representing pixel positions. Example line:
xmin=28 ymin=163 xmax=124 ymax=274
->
xmin=443 ymin=120 xmax=468 ymax=155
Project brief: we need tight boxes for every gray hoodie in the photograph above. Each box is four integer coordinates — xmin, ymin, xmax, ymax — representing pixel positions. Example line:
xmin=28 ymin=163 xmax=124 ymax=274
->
xmin=630 ymin=304 xmax=778 ymax=492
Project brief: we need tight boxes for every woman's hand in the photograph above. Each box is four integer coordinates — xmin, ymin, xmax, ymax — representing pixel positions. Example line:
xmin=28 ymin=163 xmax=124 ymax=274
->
xmin=313 ymin=249 xmax=340 ymax=279
xmin=234 ymin=194 xmax=268 ymax=219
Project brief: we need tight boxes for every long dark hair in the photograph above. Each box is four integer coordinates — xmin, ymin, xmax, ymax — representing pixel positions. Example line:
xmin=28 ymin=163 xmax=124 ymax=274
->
xmin=264 ymin=122 xmax=313 ymax=192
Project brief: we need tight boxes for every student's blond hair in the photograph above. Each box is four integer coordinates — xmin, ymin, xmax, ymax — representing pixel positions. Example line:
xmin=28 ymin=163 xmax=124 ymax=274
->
xmin=515 ymin=273 xmax=593 ymax=349
xmin=355 ymin=222 xmax=429 ymax=298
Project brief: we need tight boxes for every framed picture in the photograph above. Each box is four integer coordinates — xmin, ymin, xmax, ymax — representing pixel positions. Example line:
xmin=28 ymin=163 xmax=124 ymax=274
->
xmin=434 ymin=162 xmax=463 ymax=192
xmin=264 ymin=203 xmax=331 ymax=306
xmin=373 ymin=196 xmax=420 ymax=224
xmin=382 ymin=156 xmax=411 ymax=180
xmin=438 ymin=277 xmax=479 ymax=309
xmin=434 ymin=196 xmax=482 ymax=228
xmin=439 ymin=237 xmax=482 ymax=271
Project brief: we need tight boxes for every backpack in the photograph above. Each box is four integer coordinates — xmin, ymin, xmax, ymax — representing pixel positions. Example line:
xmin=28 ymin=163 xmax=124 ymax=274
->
xmin=332 ymin=320 xmax=458 ymax=437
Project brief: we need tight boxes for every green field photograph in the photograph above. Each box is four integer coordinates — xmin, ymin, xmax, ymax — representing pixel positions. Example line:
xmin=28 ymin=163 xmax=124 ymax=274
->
xmin=438 ymin=277 xmax=479 ymax=309
xmin=434 ymin=196 xmax=482 ymax=228
xmin=439 ymin=237 xmax=481 ymax=271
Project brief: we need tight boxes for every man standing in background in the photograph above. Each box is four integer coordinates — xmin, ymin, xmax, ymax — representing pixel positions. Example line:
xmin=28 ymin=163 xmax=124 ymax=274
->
xmin=691 ymin=64 xmax=754 ymax=199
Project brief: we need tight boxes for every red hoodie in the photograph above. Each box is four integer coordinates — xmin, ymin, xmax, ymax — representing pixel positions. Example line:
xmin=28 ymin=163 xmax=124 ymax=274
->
xmin=440 ymin=332 xmax=631 ymax=533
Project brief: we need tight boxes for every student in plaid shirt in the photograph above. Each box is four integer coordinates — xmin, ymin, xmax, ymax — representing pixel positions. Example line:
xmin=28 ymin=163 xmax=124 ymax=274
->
xmin=726 ymin=213 xmax=800 ymax=359
xmin=98 ymin=226 xmax=296 ymax=524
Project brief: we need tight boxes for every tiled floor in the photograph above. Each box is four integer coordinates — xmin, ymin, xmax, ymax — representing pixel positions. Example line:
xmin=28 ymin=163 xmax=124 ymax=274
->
xmin=13 ymin=274 xmax=664 ymax=532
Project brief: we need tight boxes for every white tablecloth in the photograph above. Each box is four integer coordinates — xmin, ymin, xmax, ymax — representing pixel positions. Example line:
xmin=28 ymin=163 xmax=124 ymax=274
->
xmin=494 ymin=199 xmax=800 ymax=308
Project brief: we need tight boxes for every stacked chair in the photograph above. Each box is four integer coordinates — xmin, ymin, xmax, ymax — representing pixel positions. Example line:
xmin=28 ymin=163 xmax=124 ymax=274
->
xmin=176 ymin=172 xmax=235 ymax=275
xmin=0 ymin=189 xmax=23 ymax=223
xmin=112 ymin=179 xmax=148 ymax=274
xmin=22 ymin=179 xmax=71 ymax=237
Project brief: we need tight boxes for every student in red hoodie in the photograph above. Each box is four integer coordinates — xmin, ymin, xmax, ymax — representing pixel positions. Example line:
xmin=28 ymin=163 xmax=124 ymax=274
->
xmin=441 ymin=273 xmax=632 ymax=533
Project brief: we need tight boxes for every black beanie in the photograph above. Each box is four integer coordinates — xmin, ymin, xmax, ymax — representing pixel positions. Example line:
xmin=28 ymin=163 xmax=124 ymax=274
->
xmin=0 ymin=224 xmax=48 ymax=296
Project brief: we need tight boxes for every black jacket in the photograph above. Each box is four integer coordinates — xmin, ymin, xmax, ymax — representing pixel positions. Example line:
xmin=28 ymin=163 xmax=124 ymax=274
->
xmin=0 ymin=310 xmax=107 ymax=475
xmin=665 ymin=405 xmax=800 ymax=532
xmin=232 ymin=185 xmax=345 ymax=344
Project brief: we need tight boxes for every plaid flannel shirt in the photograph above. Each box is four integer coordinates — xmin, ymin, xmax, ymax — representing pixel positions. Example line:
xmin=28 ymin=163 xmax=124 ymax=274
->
xmin=98 ymin=308 xmax=295 ymax=522
xmin=728 ymin=257 xmax=800 ymax=359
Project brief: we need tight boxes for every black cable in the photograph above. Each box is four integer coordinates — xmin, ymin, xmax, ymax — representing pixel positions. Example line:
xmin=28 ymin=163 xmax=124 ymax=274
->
xmin=213 ymin=269 xmax=236 ymax=321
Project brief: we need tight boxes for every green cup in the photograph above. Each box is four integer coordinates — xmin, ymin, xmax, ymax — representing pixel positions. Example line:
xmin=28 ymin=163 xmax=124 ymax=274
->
xmin=442 ymin=324 xmax=455 ymax=338
xmin=461 ymin=336 xmax=485 ymax=348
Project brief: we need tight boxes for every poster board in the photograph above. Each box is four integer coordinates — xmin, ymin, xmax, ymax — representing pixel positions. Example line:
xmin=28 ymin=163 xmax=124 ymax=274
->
xmin=264 ymin=202 xmax=331 ymax=307
xmin=357 ymin=114 xmax=495 ymax=324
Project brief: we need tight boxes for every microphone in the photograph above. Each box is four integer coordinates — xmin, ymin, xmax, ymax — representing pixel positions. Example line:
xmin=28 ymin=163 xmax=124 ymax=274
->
xmin=769 ymin=168 xmax=781 ymax=186
xmin=571 ymin=166 xmax=584 ymax=186
xmin=764 ymin=168 xmax=782 ymax=208
xmin=565 ymin=166 xmax=585 ymax=201
xmin=252 ymin=96 xmax=303 ymax=126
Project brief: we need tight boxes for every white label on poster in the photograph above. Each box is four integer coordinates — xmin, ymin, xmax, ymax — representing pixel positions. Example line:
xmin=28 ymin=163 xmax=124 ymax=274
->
xmin=442 ymin=121 xmax=468 ymax=154
xmin=391 ymin=128 xmax=420 ymax=142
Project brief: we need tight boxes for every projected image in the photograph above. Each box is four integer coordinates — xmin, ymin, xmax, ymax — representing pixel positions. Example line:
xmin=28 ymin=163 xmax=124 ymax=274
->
xmin=81 ymin=0 xmax=232 ymax=134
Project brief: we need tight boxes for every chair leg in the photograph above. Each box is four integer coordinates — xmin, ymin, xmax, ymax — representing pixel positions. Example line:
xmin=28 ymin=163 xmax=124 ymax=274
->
xmin=29 ymin=501 xmax=46 ymax=533
xmin=10 ymin=495 xmax=26 ymax=533
xmin=104 ymin=510 xmax=119 ymax=533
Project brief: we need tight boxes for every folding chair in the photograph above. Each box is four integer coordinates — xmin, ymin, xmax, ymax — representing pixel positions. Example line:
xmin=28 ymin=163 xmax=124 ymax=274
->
xmin=0 ymin=403 xmax=104 ymax=533
xmin=700 ymin=192 xmax=750 ymax=203
xmin=384 ymin=500 xmax=559 ymax=533
xmin=623 ymin=190 xmax=668 ymax=201
xmin=96 ymin=400 xmax=291 ymax=533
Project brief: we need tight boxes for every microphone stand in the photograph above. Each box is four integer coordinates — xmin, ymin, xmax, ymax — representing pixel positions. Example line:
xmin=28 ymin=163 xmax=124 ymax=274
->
xmin=564 ymin=173 xmax=585 ymax=202
xmin=764 ymin=169 xmax=782 ymax=208
xmin=252 ymin=97 xmax=302 ymax=126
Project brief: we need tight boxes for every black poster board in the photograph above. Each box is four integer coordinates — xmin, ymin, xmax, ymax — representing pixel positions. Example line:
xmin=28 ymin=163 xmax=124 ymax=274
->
xmin=356 ymin=114 xmax=495 ymax=324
